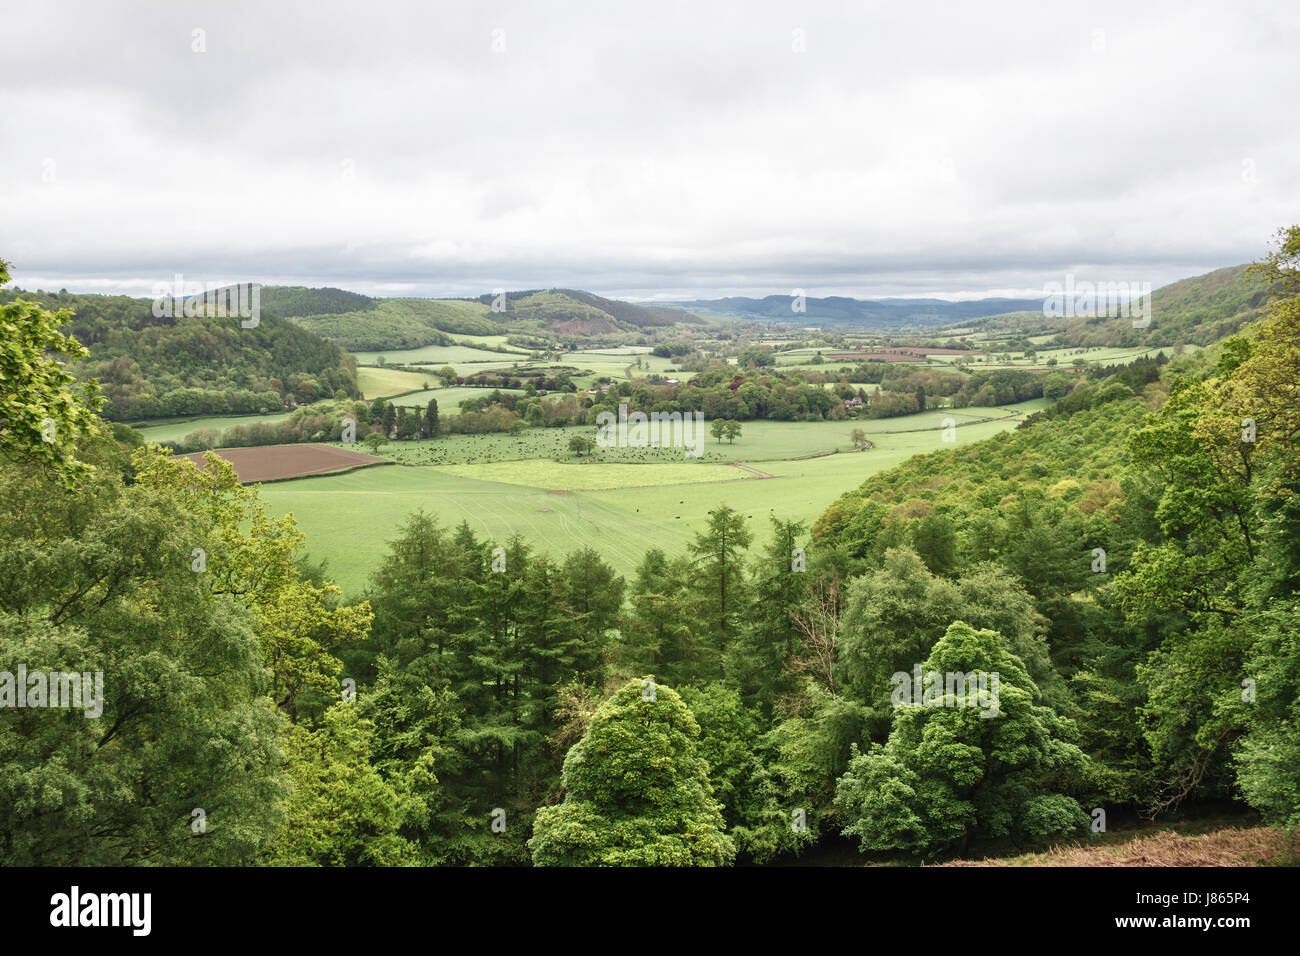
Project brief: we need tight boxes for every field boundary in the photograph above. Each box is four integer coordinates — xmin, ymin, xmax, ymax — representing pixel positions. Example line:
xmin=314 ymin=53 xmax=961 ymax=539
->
xmin=253 ymin=460 xmax=395 ymax=484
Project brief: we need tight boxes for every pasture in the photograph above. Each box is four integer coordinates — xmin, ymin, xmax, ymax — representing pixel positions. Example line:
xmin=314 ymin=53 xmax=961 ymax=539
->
xmin=259 ymin=401 xmax=1045 ymax=595
xmin=133 ymin=410 xmax=294 ymax=444
xmin=351 ymin=342 xmax=528 ymax=366
xmin=356 ymin=366 xmax=440 ymax=398
xmin=384 ymin=385 xmax=527 ymax=410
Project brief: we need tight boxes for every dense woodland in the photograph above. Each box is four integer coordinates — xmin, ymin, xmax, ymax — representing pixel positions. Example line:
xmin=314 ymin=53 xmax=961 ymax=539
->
xmin=965 ymin=264 xmax=1271 ymax=350
xmin=1 ymin=228 xmax=1297 ymax=866
xmin=0 ymin=288 xmax=359 ymax=420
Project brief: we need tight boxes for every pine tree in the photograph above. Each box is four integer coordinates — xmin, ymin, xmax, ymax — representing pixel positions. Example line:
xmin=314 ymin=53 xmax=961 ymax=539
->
xmin=688 ymin=506 xmax=752 ymax=654
xmin=728 ymin=517 xmax=807 ymax=710
xmin=423 ymin=398 xmax=439 ymax=438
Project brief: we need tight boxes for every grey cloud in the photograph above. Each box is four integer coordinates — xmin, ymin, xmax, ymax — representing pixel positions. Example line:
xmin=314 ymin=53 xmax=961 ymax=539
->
xmin=1 ymin=0 xmax=1297 ymax=299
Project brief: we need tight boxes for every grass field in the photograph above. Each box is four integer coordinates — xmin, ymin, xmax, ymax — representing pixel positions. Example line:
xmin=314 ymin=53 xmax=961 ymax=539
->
xmin=365 ymin=403 xmax=1044 ymax=468
xmin=259 ymin=401 xmax=1044 ymax=595
xmin=431 ymin=459 xmax=749 ymax=490
xmin=823 ymin=382 xmax=881 ymax=394
xmin=352 ymin=343 xmax=531 ymax=366
xmin=133 ymin=411 xmax=293 ymax=444
xmin=356 ymin=366 xmax=440 ymax=397
xmin=569 ymin=346 xmax=654 ymax=356
xmin=261 ymin=466 xmax=692 ymax=592
xmin=451 ymin=334 xmax=517 ymax=348
xmin=385 ymin=385 xmax=526 ymax=410
xmin=927 ymin=343 xmax=1200 ymax=371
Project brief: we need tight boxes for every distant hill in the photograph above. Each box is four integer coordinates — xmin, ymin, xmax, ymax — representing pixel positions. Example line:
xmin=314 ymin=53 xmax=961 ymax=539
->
xmin=278 ymin=286 xmax=707 ymax=351
xmin=260 ymin=286 xmax=375 ymax=317
xmin=0 ymin=287 xmax=356 ymax=420
xmin=954 ymin=264 xmax=1272 ymax=348
xmin=672 ymin=294 xmax=1047 ymax=329
xmin=285 ymin=298 xmax=494 ymax=350
xmin=482 ymin=288 xmax=704 ymax=331
xmin=1138 ymin=264 xmax=1272 ymax=344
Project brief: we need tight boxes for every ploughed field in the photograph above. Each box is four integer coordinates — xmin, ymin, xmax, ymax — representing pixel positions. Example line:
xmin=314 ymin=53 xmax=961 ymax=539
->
xmin=180 ymin=443 xmax=391 ymax=483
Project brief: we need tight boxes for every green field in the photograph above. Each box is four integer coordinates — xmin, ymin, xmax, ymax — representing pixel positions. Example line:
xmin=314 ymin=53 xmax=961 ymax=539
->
xmin=451 ymin=334 xmax=517 ymax=348
xmin=569 ymin=346 xmax=654 ymax=356
xmin=823 ymin=382 xmax=881 ymax=393
xmin=927 ymin=343 xmax=1200 ymax=370
xmin=386 ymin=385 xmax=526 ymax=410
xmin=345 ymin=402 xmax=1046 ymax=467
xmin=260 ymin=401 xmax=1045 ymax=595
xmin=431 ymin=459 xmax=748 ymax=490
xmin=261 ymin=465 xmax=692 ymax=592
xmin=774 ymin=348 xmax=827 ymax=365
xmin=563 ymin=352 xmax=686 ymax=382
xmin=352 ymin=343 xmax=528 ymax=366
xmin=133 ymin=411 xmax=294 ymax=444
xmin=356 ymin=366 xmax=440 ymax=398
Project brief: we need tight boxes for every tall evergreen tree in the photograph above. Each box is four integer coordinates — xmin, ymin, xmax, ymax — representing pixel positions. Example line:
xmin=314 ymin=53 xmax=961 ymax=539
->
xmin=688 ymin=506 xmax=752 ymax=656
xmin=423 ymin=397 xmax=439 ymax=438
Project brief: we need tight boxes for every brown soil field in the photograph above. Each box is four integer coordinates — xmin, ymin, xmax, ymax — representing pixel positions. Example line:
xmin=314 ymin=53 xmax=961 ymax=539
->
xmin=178 ymin=443 xmax=391 ymax=483
xmin=941 ymin=826 xmax=1298 ymax=867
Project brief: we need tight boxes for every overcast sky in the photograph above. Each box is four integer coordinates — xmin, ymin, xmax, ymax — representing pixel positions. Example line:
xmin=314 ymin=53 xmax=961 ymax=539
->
xmin=2 ymin=0 xmax=1297 ymax=302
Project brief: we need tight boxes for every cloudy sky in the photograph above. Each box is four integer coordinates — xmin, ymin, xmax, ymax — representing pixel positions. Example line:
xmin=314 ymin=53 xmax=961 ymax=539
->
xmin=2 ymin=0 xmax=1297 ymax=301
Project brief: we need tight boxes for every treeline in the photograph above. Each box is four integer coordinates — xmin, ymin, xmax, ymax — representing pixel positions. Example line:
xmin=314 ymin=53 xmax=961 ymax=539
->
xmin=1017 ymin=354 xmax=1166 ymax=429
xmin=843 ymin=357 xmax=1166 ymax=421
xmin=452 ymin=370 xmax=577 ymax=391
xmin=168 ymin=399 xmax=371 ymax=453
xmin=366 ymin=367 xmax=852 ymax=441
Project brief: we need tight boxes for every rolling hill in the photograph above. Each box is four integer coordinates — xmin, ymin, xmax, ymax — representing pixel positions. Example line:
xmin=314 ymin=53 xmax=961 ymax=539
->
xmin=946 ymin=264 xmax=1273 ymax=348
xmin=673 ymin=294 xmax=1047 ymax=328
xmin=0 ymin=286 xmax=357 ymax=421
xmin=277 ymin=286 xmax=708 ymax=351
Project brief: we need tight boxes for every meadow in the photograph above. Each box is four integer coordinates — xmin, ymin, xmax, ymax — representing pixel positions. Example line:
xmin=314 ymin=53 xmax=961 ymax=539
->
xmin=384 ymin=385 xmax=526 ymax=410
xmin=356 ymin=366 xmax=441 ymax=397
xmin=351 ymin=342 xmax=529 ymax=366
xmin=260 ymin=400 xmax=1046 ymax=595
xmin=133 ymin=410 xmax=294 ymax=444
xmin=926 ymin=342 xmax=1201 ymax=370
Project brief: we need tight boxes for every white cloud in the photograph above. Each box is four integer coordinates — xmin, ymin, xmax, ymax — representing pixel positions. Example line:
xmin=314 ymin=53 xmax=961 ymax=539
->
xmin=1 ymin=0 xmax=1297 ymax=299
